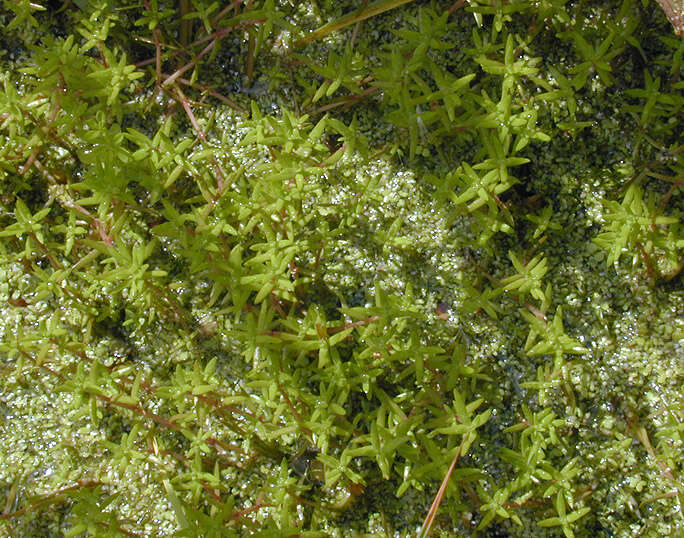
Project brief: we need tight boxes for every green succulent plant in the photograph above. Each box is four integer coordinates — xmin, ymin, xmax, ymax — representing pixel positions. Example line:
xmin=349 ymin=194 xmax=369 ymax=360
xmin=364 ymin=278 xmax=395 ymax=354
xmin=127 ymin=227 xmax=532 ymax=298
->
xmin=0 ymin=1 xmax=681 ymax=537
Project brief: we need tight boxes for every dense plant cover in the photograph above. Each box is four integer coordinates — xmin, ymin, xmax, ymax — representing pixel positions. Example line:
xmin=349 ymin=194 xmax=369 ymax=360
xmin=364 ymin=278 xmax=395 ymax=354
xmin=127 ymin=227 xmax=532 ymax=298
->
xmin=0 ymin=0 xmax=682 ymax=536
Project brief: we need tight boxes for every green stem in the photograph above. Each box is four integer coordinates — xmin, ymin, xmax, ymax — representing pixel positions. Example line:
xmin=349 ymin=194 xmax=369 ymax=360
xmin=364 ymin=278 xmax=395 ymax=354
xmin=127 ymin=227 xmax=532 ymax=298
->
xmin=295 ymin=0 xmax=418 ymax=47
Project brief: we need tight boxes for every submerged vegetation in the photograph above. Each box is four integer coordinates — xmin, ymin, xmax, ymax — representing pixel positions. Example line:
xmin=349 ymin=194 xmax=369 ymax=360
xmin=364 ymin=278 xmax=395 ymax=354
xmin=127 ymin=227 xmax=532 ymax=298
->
xmin=0 ymin=0 xmax=682 ymax=536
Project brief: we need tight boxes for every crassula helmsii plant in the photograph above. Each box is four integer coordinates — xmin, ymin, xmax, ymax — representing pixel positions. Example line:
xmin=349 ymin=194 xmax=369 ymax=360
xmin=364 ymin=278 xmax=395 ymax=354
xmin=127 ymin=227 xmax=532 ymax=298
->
xmin=0 ymin=0 xmax=681 ymax=536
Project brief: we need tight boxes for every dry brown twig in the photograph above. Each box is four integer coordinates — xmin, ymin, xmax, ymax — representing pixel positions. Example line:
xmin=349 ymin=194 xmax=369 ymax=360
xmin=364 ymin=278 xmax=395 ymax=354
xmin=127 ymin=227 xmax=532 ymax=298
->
xmin=656 ymin=0 xmax=684 ymax=36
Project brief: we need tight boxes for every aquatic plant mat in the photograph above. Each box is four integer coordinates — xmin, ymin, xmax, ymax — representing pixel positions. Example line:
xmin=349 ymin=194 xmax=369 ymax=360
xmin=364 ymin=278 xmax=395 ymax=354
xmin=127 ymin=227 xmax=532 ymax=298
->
xmin=0 ymin=1 xmax=682 ymax=536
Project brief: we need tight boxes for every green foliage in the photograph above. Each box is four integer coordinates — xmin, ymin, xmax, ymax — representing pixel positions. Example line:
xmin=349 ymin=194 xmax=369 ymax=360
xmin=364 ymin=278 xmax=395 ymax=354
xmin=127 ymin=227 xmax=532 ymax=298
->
xmin=523 ymin=306 xmax=588 ymax=375
xmin=294 ymin=41 xmax=367 ymax=105
xmin=500 ymin=251 xmax=549 ymax=303
xmin=370 ymin=8 xmax=479 ymax=159
xmin=0 ymin=0 xmax=682 ymax=536
xmin=538 ymin=491 xmax=592 ymax=538
xmin=593 ymin=182 xmax=682 ymax=278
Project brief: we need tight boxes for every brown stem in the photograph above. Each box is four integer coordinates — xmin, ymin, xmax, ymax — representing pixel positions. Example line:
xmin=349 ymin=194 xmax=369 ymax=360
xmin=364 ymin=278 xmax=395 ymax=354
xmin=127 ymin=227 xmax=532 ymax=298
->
xmin=0 ymin=480 xmax=103 ymax=521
